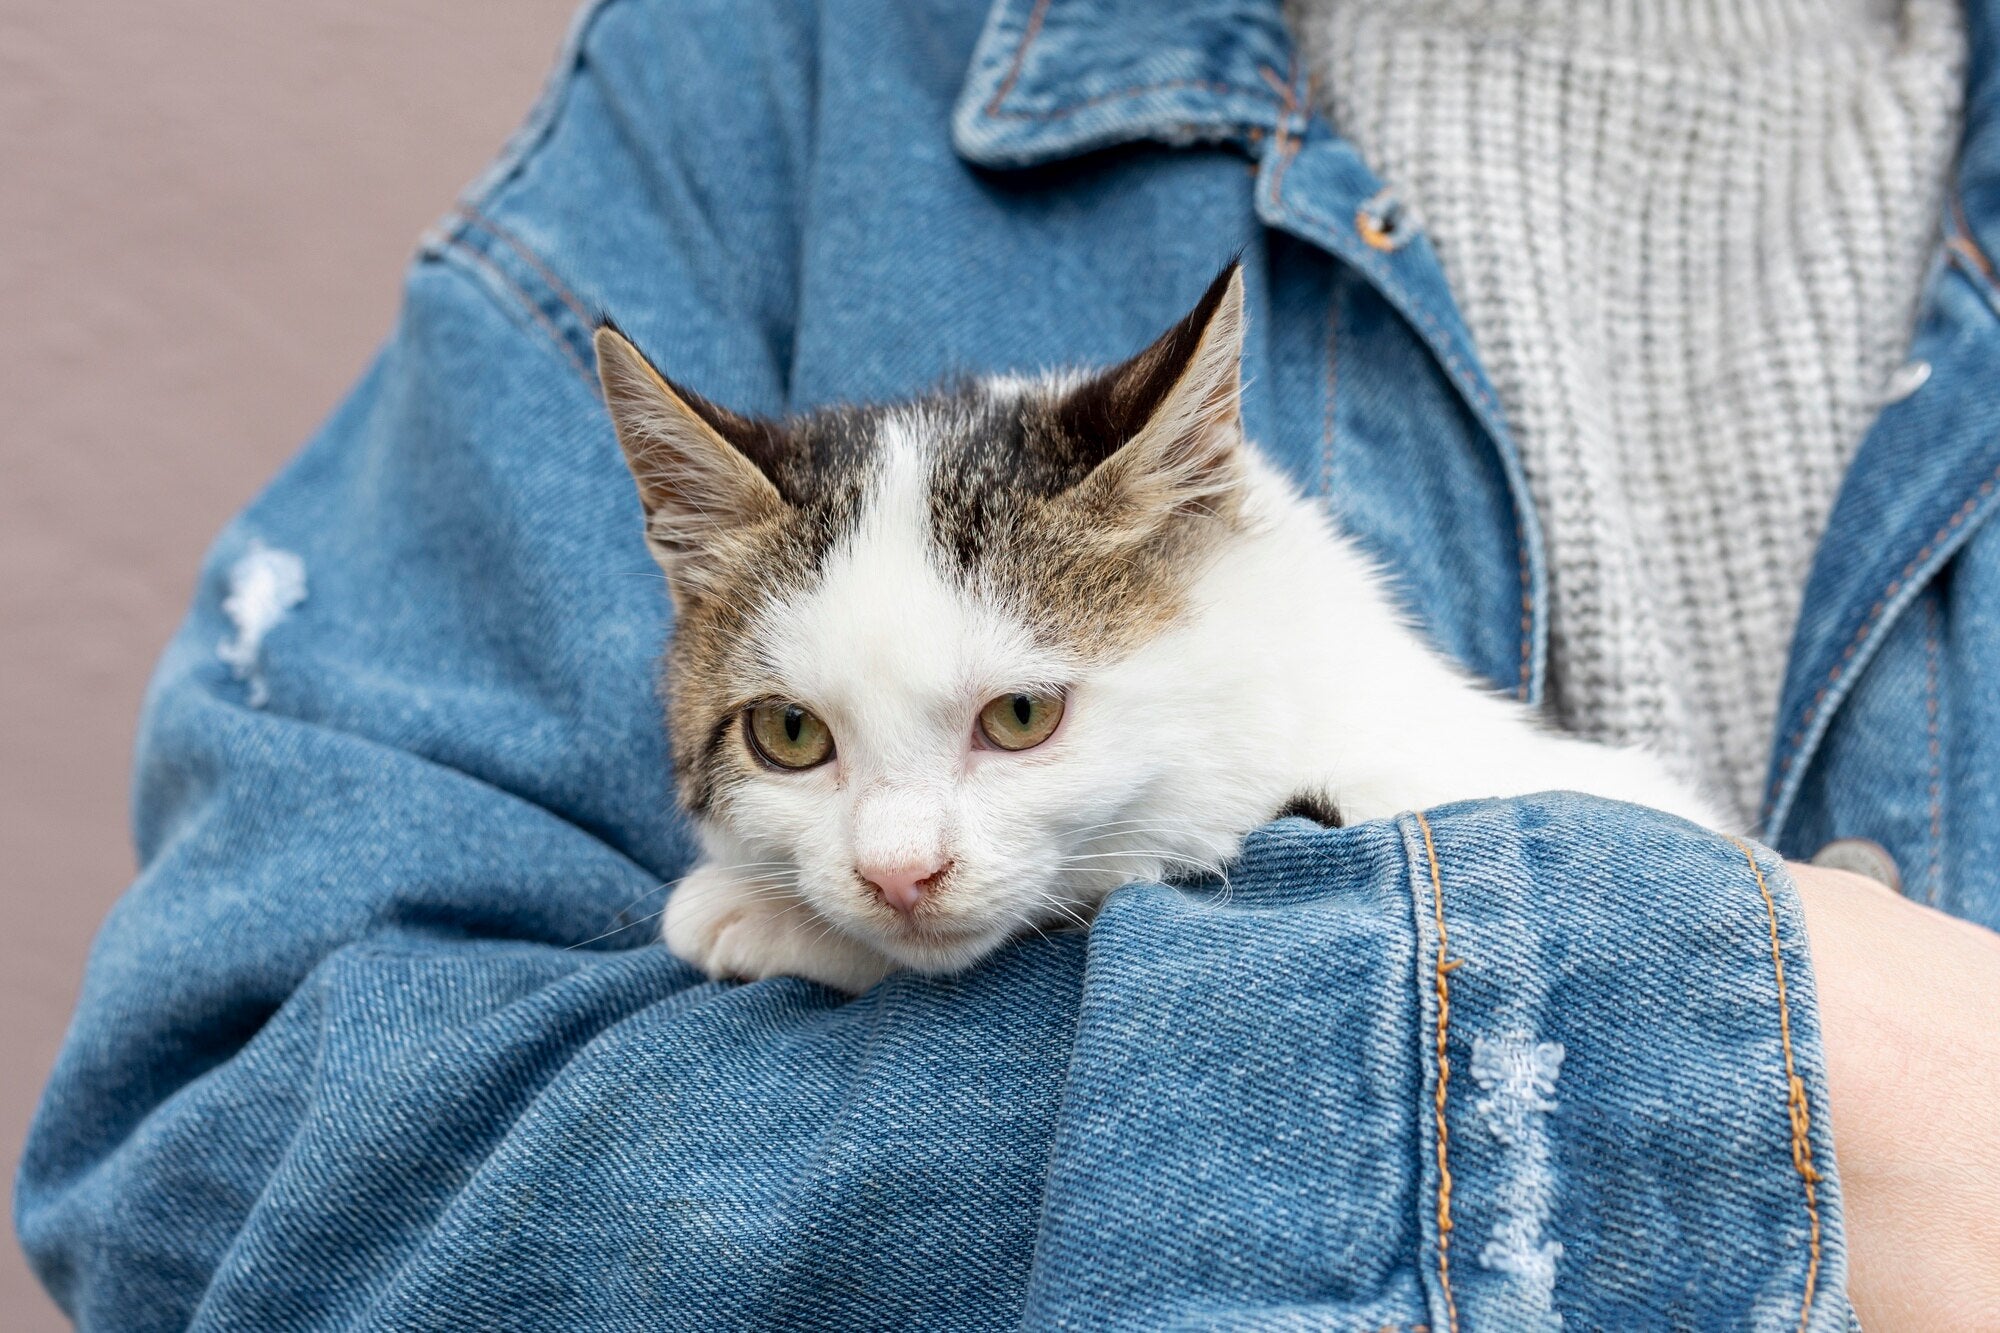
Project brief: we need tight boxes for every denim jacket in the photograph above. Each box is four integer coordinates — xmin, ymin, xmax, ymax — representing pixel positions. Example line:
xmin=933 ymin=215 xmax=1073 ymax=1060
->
xmin=19 ymin=1 xmax=2000 ymax=1328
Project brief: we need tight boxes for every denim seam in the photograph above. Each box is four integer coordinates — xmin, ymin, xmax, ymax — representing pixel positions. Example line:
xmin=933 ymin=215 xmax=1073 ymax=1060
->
xmin=1264 ymin=129 xmax=1538 ymax=700
xmin=979 ymin=0 xmax=1268 ymax=124
xmin=434 ymin=240 xmax=596 ymax=391
xmin=1946 ymin=231 xmax=1996 ymax=287
xmin=454 ymin=207 xmax=596 ymax=333
xmin=1947 ymin=195 xmax=1998 ymax=293
xmin=1730 ymin=839 xmax=1825 ymax=1332
xmin=1261 ymin=69 xmax=1307 ymax=209
xmin=1412 ymin=811 xmax=1463 ymax=1333
xmin=1923 ymin=593 xmax=1944 ymax=906
xmin=1513 ymin=511 xmax=1534 ymax=701
xmin=982 ymin=0 xmax=1050 ymax=115
xmin=1765 ymin=461 xmax=2000 ymax=823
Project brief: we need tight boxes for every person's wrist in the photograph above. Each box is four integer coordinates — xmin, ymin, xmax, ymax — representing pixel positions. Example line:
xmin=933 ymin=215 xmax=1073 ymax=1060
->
xmin=1787 ymin=861 xmax=2000 ymax=1329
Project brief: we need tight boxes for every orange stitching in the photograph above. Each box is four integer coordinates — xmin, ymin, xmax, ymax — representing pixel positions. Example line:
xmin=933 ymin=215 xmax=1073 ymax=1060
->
xmin=1516 ymin=528 xmax=1535 ymax=702
xmin=456 ymin=207 xmax=594 ymax=331
xmin=444 ymin=239 xmax=594 ymax=388
xmin=1268 ymin=126 xmax=1303 ymax=212
xmin=983 ymin=0 xmax=1051 ymax=116
xmin=1320 ymin=283 xmax=1340 ymax=506
xmin=1414 ymin=812 xmax=1462 ymax=1333
xmin=1949 ymin=196 xmax=1998 ymax=283
xmin=1730 ymin=839 xmax=1825 ymax=1333
xmin=1948 ymin=233 xmax=1997 ymax=283
xmin=1924 ymin=594 xmax=1944 ymax=906
xmin=1764 ymin=462 xmax=2000 ymax=816
xmin=1260 ymin=64 xmax=1304 ymax=211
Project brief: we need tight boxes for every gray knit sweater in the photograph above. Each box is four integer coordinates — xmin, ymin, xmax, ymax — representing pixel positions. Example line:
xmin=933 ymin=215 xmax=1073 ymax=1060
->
xmin=1289 ymin=0 xmax=1965 ymax=825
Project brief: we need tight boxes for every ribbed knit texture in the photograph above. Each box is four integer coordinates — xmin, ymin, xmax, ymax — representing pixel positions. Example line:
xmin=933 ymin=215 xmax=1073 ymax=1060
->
xmin=1290 ymin=0 xmax=1965 ymax=824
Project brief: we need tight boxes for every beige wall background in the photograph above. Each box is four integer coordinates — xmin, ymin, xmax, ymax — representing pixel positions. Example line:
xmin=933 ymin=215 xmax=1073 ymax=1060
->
xmin=1 ymin=3 xmax=577 ymax=1324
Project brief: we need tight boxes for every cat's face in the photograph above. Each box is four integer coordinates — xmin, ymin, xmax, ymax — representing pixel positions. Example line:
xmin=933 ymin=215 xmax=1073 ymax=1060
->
xmin=598 ymin=267 xmax=1249 ymax=971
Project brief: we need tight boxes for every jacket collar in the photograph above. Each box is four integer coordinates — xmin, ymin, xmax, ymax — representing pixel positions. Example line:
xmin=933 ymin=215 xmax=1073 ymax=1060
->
xmin=959 ymin=0 xmax=2000 ymax=244
xmin=953 ymin=0 xmax=1295 ymax=168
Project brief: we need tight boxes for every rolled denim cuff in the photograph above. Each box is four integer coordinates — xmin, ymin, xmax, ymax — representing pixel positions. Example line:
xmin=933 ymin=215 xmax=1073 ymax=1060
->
xmin=1025 ymin=793 xmax=1847 ymax=1331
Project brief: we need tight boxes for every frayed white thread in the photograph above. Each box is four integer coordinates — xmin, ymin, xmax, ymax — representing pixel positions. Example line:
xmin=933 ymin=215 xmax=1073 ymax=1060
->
xmin=217 ymin=541 xmax=307 ymax=708
xmin=1472 ymin=1034 xmax=1565 ymax=1325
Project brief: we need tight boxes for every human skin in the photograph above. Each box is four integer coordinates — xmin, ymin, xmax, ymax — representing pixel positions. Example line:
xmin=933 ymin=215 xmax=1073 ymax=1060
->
xmin=1788 ymin=861 xmax=2000 ymax=1328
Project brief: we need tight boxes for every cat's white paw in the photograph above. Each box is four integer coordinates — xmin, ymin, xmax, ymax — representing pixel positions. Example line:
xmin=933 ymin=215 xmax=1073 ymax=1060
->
xmin=664 ymin=863 xmax=890 ymax=994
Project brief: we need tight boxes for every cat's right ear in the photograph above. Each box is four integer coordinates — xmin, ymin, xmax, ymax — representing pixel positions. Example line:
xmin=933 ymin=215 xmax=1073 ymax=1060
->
xmin=594 ymin=324 xmax=786 ymax=602
xmin=1056 ymin=264 xmax=1248 ymax=536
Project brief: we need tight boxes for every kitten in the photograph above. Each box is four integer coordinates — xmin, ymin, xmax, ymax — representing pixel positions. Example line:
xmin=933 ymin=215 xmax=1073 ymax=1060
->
xmin=596 ymin=265 xmax=1717 ymax=994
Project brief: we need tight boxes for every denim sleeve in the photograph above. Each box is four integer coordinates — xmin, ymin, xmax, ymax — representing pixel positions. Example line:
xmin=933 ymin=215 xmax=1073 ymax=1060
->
xmin=1025 ymin=804 xmax=1851 ymax=1331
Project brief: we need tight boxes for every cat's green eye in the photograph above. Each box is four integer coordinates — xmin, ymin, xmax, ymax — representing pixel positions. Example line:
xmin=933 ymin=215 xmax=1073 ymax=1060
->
xmin=745 ymin=702 xmax=834 ymax=770
xmin=977 ymin=691 xmax=1065 ymax=752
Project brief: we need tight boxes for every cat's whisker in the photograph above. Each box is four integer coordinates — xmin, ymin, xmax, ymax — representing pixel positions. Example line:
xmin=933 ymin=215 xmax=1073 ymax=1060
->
xmin=1209 ymin=863 xmax=1236 ymax=911
xmin=675 ymin=868 xmax=800 ymax=889
xmin=586 ymin=857 xmax=805 ymax=936
xmin=694 ymin=881 xmax=802 ymax=902
xmin=590 ymin=877 xmax=677 ymax=924
xmin=1060 ymin=849 xmax=1223 ymax=873
xmin=804 ymin=916 xmax=864 ymax=954
xmin=1067 ymin=821 xmax=1202 ymax=841
xmin=1070 ymin=820 xmax=1207 ymax=833
xmin=659 ymin=877 xmax=803 ymax=908
xmin=1041 ymin=900 xmax=1090 ymax=931
xmin=1064 ymin=824 xmax=1200 ymax=844
xmin=567 ymin=904 xmax=673 ymax=950
xmin=1024 ymin=888 xmax=1091 ymax=931
xmin=1060 ymin=847 xmax=1210 ymax=859
xmin=1065 ymin=815 xmax=1192 ymax=833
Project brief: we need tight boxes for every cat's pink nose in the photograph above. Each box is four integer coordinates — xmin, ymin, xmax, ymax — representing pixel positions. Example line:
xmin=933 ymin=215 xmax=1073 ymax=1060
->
xmin=859 ymin=858 xmax=951 ymax=915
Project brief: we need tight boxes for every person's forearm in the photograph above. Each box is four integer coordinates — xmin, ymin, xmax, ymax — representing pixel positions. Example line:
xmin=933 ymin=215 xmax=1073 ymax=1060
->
xmin=1789 ymin=862 xmax=2000 ymax=1329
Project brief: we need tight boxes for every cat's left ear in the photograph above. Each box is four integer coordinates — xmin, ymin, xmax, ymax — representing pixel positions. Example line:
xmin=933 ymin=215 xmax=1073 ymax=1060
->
xmin=1060 ymin=263 xmax=1248 ymax=528
xmin=594 ymin=323 xmax=787 ymax=604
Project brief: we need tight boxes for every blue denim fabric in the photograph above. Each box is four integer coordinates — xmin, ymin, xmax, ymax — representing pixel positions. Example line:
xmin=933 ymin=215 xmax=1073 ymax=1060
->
xmin=18 ymin=0 xmax=2000 ymax=1327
